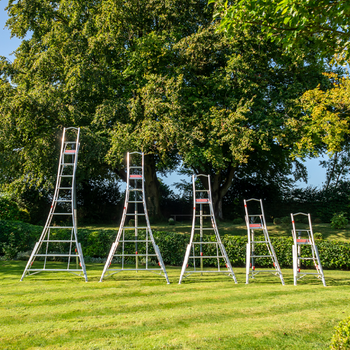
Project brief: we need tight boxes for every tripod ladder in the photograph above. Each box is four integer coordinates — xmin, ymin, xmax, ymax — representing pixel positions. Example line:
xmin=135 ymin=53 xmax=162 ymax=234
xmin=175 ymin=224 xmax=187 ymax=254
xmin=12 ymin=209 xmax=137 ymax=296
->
xmin=291 ymin=213 xmax=326 ymax=286
xmin=244 ymin=198 xmax=284 ymax=285
xmin=179 ymin=174 xmax=237 ymax=284
xmin=21 ymin=127 xmax=87 ymax=281
xmin=100 ymin=152 xmax=169 ymax=283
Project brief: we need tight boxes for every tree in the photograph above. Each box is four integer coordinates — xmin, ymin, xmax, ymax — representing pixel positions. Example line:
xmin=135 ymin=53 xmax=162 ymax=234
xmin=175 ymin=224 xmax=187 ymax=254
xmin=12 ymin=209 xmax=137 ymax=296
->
xmin=115 ymin=23 xmax=331 ymax=219
xmin=0 ymin=0 xmax=332 ymax=220
xmin=210 ymin=0 xmax=350 ymax=62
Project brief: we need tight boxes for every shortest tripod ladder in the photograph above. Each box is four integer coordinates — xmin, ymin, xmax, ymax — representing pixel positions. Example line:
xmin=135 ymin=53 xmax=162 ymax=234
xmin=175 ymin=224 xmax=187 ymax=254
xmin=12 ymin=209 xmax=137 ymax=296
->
xmin=291 ymin=213 xmax=326 ymax=286
xmin=21 ymin=127 xmax=87 ymax=282
xmin=179 ymin=174 xmax=237 ymax=284
xmin=100 ymin=152 xmax=169 ymax=284
xmin=244 ymin=198 xmax=284 ymax=285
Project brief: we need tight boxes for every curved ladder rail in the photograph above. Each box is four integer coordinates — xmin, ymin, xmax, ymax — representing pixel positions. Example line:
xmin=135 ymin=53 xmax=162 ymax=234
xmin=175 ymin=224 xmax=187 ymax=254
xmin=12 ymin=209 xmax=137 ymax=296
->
xmin=21 ymin=127 xmax=87 ymax=281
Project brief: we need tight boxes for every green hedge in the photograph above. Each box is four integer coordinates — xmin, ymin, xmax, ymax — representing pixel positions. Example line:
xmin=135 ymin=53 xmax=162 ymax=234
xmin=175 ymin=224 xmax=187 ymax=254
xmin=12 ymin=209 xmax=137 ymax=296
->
xmin=1 ymin=220 xmax=350 ymax=269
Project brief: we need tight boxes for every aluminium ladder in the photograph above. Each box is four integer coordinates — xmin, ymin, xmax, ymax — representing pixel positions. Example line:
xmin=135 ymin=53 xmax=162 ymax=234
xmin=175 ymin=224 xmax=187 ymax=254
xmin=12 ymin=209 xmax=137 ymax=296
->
xmin=179 ymin=174 xmax=237 ymax=284
xmin=21 ymin=127 xmax=87 ymax=281
xmin=100 ymin=152 xmax=169 ymax=283
xmin=291 ymin=213 xmax=326 ymax=286
xmin=244 ymin=198 xmax=284 ymax=285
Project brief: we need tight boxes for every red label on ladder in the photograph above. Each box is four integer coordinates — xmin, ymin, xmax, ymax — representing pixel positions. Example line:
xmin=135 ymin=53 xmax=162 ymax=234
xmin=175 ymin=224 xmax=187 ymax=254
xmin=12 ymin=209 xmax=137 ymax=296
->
xmin=196 ymin=199 xmax=209 ymax=203
xmin=130 ymin=175 xmax=142 ymax=178
xmin=249 ymin=224 xmax=261 ymax=228
xmin=297 ymin=239 xmax=309 ymax=243
xmin=64 ymin=150 xmax=76 ymax=154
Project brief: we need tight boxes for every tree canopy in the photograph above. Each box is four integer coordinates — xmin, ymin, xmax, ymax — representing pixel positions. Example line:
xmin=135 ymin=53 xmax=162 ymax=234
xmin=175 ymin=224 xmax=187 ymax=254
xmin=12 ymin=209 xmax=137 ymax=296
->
xmin=210 ymin=0 xmax=350 ymax=62
xmin=0 ymin=0 xmax=334 ymax=219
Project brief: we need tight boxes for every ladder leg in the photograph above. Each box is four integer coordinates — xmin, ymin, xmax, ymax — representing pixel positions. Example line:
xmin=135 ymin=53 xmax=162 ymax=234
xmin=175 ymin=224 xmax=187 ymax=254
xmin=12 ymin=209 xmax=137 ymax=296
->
xmin=292 ymin=244 xmax=297 ymax=286
xmin=179 ymin=244 xmax=191 ymax=284
xmin=246 ymin=243 xmax=250 ymax=284
xmin=314 ymin=245 xmax=326 ymax=287
xmin=220 ymin=244 xmax=237 ymax=283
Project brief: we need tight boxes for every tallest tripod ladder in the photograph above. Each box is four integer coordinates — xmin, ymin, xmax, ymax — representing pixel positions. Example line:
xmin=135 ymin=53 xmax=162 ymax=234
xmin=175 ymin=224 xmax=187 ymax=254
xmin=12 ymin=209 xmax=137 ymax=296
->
xmin=244 ymin=198 xmax=284 ymax=285
xmin=100 ymin=152 xmax=169 ymax=283
xmin=21 ymin=127 xmax=87 ymax=281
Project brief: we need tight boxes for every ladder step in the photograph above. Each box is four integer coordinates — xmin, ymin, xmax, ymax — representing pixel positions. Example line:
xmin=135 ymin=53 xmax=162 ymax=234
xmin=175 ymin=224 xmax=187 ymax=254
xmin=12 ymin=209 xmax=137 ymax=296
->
xmin=118 ymin=240 xmax=152 ymax=243
xmin=192 ymin=242 xmax=220 ymax=245
xmin=64 ymin=150 xmax=76 ymax=154
xmin=113 ymin=254 xmax=157 ymax=257
xmin=58 ymin=187 xmax=72 ymax=190
xmin=125 ymin=213 xmax=146 ymax=216
xmin=52 ymin=213 xmax=72 ymax=215
xmin=61 ymin=163 xmax=75 ymax=166
xmin=129 ymin=189 xmax=143 ymax=192
xmin=194 ymin=214 xmax=212 ymax=217
xmin=129 ymin=166 xmax=142 ymax=169
xmin=60 ymin=175 xmax=74 ymax=177
xmin=194 ymin=228 xmax=214 ymax=230
xmin=42 ymin=240 xmax=76 ymax=242
xmin=27 ymin=269 xmax=82 ymax=272
xmin=251 ymin=255 xmax=272 ymax=258
xmin=129 ymin=175 xmax=143 ymax=179
xmin=252 ymin=241 xmax=269 ymax=244
xmin=35 ymin=254 xmax=78 ymax=257
xmin=48 ymin=226 xmax=73 ymax=229
xmin=55 ymin=200 xmax=72 ymax=202
xmin=299 ymin=257 xmax=315 ymax=260
xmin=189 ymin=255 xmax=224 ymax=259
xmin=127 ymin=201 xmax=144 ymax=203
xmin=123 ymin=226 xmax=148 ymax=229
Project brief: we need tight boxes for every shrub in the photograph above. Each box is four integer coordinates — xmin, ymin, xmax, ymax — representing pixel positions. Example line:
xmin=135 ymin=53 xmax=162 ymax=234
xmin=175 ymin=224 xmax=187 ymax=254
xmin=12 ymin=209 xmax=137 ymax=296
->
xmin=273 ymin=218 xmax=281 ymax=225
xmin=168 ymin=218 xmax=175 ymax=225
xmin=281 ymin=216 xmax=291 ymax=226
xmin=314 ymin=217 xmax=322 ymax=224
xmin=331 ymin=212 xmax=348 ymax=229
xmin=0 ymin=197 xmax=30 ymax=222
xmin=330 ymin=316 xmax=350 ymax=349
xmin=233 ymin=218 xmax=244 ymax=225
xmin=313 ymin=232 xmax=322 ymax=240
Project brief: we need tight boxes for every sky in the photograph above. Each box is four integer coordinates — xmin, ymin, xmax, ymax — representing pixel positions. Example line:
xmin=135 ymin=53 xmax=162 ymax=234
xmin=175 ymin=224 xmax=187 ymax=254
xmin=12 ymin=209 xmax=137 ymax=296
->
xmin=0 ymin=1 xmax=328 ymax=191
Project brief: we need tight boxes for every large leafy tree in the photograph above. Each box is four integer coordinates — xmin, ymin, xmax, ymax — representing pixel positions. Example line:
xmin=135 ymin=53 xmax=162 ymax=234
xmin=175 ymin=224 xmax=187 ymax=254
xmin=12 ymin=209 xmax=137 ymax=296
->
xmin=0 ymin=0 xmax=330 ymax=220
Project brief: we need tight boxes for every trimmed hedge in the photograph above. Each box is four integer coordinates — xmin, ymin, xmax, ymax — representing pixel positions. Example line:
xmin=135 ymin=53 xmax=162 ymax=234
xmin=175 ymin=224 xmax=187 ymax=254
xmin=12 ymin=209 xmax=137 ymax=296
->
xmin=1 ymin=220 xmax=350 ymax=269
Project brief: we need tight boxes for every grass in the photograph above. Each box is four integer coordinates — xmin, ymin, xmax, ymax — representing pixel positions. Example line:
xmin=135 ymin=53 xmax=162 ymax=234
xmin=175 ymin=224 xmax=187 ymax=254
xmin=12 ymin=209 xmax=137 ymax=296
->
xmin=1 ymin=261 xmax=350 ymax=349
xmin=82 ymin=221 xmax=350 ymax=241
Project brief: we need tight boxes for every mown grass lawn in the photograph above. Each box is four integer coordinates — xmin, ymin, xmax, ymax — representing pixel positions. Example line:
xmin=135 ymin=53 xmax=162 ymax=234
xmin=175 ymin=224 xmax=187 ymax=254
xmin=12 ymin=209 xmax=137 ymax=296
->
xmin=1 ymin=261 xmax=349 ymax=349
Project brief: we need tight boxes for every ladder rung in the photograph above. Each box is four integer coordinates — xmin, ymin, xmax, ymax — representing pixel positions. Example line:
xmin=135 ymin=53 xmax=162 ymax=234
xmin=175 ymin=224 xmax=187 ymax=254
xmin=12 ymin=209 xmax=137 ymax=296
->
xmin=251 ymin=255 xmax=272 ymax=258
xmin=299 ymin=257 xmax=315 ymax=260
xmin=129 ymin=166 xmax=142 ymax=169
xmin=129 ymin=189 xmax=142 ymax=192
xmin=55 ymin=200 xmax=72 ymax=202
xmin=48 ymin=226 xmax=73 ymax=229
xmin=189 ymin=255 xmax=224 ymax=259
xmin=61 ymin=163 xmax=75 ymax=166
xmin=60 ymin=175 xmax=73 ymax=177
xmin=35 ymin=254 xmax=77 ymax=257
xmin=192 ymin=242 xmax=219 ymax=245
xmin=194 ymin=228 xmax=214 ymax=230
xmin=42 ymin=240 xmax=76 ymax=242
xmin=27 ymin=269 xmax=82 ymax=272
xmin=119 ymin=240 xmax=151 ymax=243
xmin=252 ymin=241 xmax=269 ymax=244
xmin=123 ymin=226 xmax=148 ymax=229
xmin=297 ymin=272 xmax=322 ymax=275
xmin=113 ymin=254 xmax=157 ymax=257
xmin=194 ymin=214 xmax=212 ymax=217
xmin=107 ymin=268 xmax=162 ymax=271
xmin=125 ymin=213 xmax=146 ymax=216
xmin=52 ymin=213 xmax=72 ymax=215
xmin=127 ymin=201 xmax=144 ymax=203
xmin=129 ymin=175 xmax=143 ymax=179
xmin=59 ymin=187 xmax=72 ymax=190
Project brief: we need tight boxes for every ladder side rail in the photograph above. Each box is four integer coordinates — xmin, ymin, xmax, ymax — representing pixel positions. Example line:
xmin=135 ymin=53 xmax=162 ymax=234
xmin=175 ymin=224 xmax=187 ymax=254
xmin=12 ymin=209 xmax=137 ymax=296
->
xmin=314 ymin=245 xmax=326 ymax=286
xmin=179 ymin=174 xmax=197 ymax=283
xmin=259 ymin=199 xmax=267 ymax=229
xmin=71 ymin=128 xmax=79 ymax=242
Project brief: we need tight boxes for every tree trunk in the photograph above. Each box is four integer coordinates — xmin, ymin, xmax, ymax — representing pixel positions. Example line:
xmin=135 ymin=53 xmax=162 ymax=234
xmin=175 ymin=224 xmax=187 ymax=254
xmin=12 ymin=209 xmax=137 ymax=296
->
xmin=143 ymin=154 xmax=162 ymax=219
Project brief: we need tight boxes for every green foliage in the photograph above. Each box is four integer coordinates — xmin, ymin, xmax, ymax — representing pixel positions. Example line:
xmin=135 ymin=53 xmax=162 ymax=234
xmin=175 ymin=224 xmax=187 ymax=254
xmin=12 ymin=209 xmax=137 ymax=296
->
xmin=273 ymin=218 xmax=281 ymax=225
xmin=281 ymin=216 xmax=291 ymax=226
xmin=314 ymin=232 xmax=323 ymax=240
xmin=331 ymin=316 xmax=350 ymax=350
xmin=211 ymin=0 xmax=350 ymax=62
xmin=0 ymin=197 xmax=30 ymax=222
xmin=168 ymin=218 xmax=175 ymax=225
xmin=331 ymin=212 xmax=349 ymax=229
xmin=233 ymin=218 xmax=244 ymax=225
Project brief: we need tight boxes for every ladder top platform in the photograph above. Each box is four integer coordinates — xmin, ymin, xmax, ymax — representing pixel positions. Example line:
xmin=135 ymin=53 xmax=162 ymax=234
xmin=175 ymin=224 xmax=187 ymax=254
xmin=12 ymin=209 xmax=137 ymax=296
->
xmin=249 ymin=224 xmax=262 ymax=228
xmin=130 ymin=174 xmax=142 ymax=179
xmin=64 ymin=150 xmax=76 ymax=154
xmin=196 ymin=198 xmax=209 ymax=203
xmin=297 ymin=239 xmax=310 ymax=244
